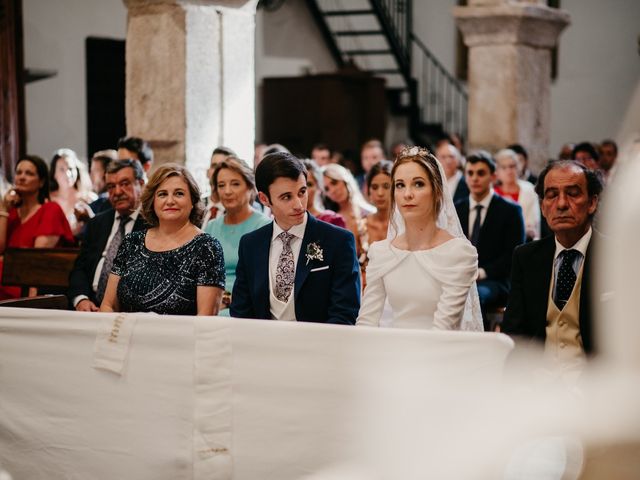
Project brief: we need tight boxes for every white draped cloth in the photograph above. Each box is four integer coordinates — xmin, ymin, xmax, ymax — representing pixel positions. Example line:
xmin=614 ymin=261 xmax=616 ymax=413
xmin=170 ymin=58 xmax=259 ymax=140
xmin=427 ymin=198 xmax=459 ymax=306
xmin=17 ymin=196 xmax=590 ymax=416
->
xmin=357 ymin=237 xmax=478 ymax=329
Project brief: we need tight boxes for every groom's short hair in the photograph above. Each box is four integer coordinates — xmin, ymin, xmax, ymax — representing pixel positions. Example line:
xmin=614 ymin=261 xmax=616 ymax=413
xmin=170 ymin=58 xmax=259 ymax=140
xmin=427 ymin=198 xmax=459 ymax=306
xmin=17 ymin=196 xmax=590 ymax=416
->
xmin=255 ymin=152 xmax=307 ymax=202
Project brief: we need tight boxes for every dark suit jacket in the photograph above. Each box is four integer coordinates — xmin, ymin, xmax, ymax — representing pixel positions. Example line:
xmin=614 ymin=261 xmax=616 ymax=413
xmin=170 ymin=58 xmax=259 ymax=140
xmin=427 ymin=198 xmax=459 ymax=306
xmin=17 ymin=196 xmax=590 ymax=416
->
xmin=452 ymin=176 xmax=469 ymax=204
xmin=68 ymin=209 xmax=147 ymax=305
xmin=230 ymin=214 xmax=360 ymax=325
xmin=502 ymin=234 xmax=596 ymax=354
xmin=455 ymin=194 xmax=525 ymax=285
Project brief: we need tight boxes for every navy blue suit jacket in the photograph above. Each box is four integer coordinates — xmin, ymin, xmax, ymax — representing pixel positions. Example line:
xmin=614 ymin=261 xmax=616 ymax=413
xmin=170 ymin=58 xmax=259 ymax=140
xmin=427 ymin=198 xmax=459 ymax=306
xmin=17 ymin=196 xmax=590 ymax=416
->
xmin=230 ymin=214 xmax=361 ymax=325
xmin=455 ymin=194 xmax=525 ymax=286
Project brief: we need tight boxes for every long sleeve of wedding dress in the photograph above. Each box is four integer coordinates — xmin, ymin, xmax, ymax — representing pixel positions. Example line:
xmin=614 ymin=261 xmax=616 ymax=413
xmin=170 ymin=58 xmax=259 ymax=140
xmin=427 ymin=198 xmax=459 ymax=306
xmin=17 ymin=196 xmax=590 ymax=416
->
xmin=356 ymin=238 xmax=478 ymax=330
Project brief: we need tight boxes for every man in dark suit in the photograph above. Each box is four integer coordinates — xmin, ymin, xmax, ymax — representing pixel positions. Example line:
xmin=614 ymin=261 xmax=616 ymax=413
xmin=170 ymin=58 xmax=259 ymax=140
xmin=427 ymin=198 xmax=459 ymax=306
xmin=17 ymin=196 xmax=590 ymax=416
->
xmin=231 ymin=152 xmax=360 ymax=324
xmin=436 ymin=142 xmax=468 ymax=203
xmin=68 ymin=159 xmax=147 ymax=311
xmin=502 ymin=161 xmax=604 ymax=356
xmin=455 ymin=151 xmax=525 ymax=329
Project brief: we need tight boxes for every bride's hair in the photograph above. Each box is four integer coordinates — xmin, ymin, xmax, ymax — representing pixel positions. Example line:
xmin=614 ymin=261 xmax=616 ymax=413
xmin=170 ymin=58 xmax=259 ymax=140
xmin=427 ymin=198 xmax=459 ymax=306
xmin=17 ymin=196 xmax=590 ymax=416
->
xmin=390 ymin=147 xmax=445 ymax=227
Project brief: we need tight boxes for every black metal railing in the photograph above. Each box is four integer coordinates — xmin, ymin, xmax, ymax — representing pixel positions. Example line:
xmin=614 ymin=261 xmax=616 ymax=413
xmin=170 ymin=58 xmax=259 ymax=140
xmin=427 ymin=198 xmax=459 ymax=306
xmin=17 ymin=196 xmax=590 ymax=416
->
xmin=411 ymin=33 xmax=468 ymax=142
xmin=370 ymin=0 xmax=412 ymax=81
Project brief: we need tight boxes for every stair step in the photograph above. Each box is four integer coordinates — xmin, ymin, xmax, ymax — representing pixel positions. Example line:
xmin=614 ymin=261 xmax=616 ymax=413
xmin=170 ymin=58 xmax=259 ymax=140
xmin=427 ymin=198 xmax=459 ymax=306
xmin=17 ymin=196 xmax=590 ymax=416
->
xmin=334 ymin=30 xmax=383 ymax=36
xmin=323 ymin=9 xmax=375 ymax=17
xmin=368 ymin=69 xmax=402 ymax=75
xmin=343 ymin=49 xmax=392 ymax=56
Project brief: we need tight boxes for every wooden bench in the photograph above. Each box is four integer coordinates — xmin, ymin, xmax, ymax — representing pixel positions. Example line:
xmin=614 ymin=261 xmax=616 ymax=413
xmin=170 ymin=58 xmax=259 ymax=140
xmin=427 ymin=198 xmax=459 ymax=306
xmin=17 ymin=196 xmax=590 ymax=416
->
xmin=1 ymin=247 xmax=80 ymax=298
xmin=0 ymin=294 xmax=69 ymax=309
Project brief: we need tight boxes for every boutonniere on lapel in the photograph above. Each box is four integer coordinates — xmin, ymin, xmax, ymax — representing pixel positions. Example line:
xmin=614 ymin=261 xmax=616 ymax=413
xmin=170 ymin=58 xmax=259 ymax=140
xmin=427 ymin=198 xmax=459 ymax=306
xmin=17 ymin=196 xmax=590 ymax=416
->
xmin=305 ymin=242 xmax=324 ymax=265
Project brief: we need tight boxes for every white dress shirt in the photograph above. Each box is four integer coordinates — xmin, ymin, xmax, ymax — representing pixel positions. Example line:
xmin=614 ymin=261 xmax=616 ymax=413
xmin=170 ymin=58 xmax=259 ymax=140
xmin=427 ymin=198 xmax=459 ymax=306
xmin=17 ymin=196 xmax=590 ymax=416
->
xmin=268 ymin=213 xmax=308 ymax=321
xmin=468 ymin=188 xmax=494 ymax=233
xmin=72 ymin=207 xmax=141 ymax=307
xmin=468 ymin=189 xmax=493 ymax=280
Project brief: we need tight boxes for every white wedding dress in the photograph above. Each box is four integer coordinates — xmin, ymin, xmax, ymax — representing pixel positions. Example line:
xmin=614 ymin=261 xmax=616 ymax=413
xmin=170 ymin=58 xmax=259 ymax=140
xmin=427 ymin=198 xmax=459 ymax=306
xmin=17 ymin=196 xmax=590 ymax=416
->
xmin=357 ymin=237 xmax=478 ymax=330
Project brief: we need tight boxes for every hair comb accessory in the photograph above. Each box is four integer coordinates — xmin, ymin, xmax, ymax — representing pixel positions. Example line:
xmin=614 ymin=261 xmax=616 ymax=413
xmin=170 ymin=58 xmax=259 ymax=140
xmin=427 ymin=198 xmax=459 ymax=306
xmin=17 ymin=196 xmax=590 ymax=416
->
xmin=397 ymin=145 xmax=433 ymax=160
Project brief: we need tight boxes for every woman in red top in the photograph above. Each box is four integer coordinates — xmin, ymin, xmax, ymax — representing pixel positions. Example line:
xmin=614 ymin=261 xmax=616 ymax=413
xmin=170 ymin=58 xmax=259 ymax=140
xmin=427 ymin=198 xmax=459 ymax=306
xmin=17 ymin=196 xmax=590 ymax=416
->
xmin=0 ymin=155 xmax=75 ymax=299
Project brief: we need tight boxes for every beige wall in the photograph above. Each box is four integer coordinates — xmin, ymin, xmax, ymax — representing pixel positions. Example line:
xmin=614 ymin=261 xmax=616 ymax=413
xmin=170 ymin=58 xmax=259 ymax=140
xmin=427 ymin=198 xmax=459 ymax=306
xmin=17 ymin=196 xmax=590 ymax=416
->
xmin=23 ymin=0 xmax=127 ymax=162
xmin=21 ymin=0 xmax=640 ymax=165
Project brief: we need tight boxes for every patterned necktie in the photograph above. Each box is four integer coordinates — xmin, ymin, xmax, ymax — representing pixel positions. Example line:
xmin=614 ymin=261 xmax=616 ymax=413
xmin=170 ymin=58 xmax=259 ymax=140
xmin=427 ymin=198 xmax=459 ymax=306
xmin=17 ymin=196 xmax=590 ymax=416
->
xmin=275 ymin=231 xmax=295 ymax=302
xmin=554 ymin=249 xmax=581 ymax=310
xmin=470 ymin=204 xmax=483 ymax=246
xmin=96 ymin=215 xmax=131 ymax=303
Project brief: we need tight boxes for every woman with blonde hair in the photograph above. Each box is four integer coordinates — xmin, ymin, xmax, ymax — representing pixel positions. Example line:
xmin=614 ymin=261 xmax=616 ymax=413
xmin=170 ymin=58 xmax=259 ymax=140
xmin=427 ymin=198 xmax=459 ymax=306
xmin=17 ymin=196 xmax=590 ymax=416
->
xmin=302 ymin=159 xmax=346 ymax=228
xmin=100 ymin=163 xmax=225 ymax=315
xmin=49 ymin=148 xmax=95 ymax=236
xmin=357 ymin=147 xmax=482 ymax=330
xmin=323 ymin=163 xmax=375 ymax=266
xmin=204 ymin=157 xmax=270 ymax=313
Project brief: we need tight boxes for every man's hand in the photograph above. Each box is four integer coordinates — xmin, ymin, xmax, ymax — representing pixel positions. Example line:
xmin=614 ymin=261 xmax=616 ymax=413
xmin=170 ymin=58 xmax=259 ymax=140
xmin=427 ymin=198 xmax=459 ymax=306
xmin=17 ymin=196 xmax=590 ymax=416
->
xmin=74 ymin=201 xmax=95 ymax=223
xmin=76 ymin=299 xmax=99 ymax=312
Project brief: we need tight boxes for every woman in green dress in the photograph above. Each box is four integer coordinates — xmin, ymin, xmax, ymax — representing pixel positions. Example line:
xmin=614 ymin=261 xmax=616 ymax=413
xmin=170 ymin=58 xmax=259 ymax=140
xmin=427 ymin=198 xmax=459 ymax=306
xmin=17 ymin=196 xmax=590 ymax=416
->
xmin=204 ymin=157 xmax=270 ymax=315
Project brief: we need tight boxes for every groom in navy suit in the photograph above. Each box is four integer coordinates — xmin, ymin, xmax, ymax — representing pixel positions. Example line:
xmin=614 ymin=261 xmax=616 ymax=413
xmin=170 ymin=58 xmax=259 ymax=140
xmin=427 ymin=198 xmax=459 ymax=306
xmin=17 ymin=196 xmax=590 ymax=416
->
xmin=230 ymin=152 xmax=360 ymax=324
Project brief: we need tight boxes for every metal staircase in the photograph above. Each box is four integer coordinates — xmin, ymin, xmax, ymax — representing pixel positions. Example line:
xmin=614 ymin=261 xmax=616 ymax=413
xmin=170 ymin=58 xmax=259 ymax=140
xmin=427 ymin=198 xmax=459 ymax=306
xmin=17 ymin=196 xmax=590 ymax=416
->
xmin=305 ymin=0 xmax=467 ymax=147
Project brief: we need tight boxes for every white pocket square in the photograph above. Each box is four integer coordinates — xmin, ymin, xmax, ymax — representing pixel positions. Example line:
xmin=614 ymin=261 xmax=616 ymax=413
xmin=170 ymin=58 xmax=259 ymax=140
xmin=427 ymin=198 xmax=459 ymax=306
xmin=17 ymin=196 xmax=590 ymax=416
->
xmin=310 ymin=265 xmax=329 ymax=273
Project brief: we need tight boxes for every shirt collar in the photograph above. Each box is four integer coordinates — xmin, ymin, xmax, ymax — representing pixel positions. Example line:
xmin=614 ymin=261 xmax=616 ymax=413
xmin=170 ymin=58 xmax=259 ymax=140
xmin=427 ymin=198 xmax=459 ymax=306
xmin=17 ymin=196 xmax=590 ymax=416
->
xmin=272 ymin=212 xmax=308 ymax=242
xmin=117 ymin=206 xmax=141 ymax=222
xmin=553 ymin=226 xmax=592 ymax=260
xmin=469 ymin=188 xmax=494 ymax=210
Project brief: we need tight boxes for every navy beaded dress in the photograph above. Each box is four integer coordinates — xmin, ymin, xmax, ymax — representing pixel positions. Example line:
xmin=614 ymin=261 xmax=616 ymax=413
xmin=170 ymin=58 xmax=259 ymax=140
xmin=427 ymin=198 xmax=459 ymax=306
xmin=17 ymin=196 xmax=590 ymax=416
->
xmin=112 ymin=230 xmax=225 ymax=315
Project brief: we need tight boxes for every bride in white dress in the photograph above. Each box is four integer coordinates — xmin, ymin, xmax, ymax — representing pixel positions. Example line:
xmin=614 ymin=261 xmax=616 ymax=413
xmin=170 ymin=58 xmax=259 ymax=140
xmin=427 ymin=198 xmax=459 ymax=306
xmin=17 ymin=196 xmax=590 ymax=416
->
xmin=356 ymin=147 xmax=483 ymax=331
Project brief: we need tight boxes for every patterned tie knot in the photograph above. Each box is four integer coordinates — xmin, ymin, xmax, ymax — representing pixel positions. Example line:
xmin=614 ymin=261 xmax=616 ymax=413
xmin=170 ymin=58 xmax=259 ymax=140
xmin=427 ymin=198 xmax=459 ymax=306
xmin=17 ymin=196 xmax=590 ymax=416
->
xmin=561 ymin=249 xmax=580 ymax=264
xmin=278 ymin=231 xmax=294 ymax=246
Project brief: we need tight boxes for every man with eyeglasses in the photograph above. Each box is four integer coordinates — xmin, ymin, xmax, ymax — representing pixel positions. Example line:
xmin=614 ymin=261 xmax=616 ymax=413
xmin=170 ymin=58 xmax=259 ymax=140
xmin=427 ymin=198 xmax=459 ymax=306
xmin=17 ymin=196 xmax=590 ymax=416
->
xmin=68 ymin=159 xmax=148 ymax=311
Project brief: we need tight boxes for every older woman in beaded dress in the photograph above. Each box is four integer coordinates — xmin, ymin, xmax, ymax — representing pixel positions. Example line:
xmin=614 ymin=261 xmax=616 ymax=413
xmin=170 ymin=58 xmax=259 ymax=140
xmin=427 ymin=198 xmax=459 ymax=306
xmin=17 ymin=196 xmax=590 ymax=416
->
xmin=100 ymin=163 xmax=225 ymax=315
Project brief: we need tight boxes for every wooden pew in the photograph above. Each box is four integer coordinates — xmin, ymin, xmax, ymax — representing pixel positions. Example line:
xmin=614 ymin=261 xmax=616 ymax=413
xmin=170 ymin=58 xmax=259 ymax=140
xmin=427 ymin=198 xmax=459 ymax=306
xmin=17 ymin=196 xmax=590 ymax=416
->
xmin=1 ymin=247 xmax=80 ymax=298
xmin=0 ymin=294 xmax=69 ymax=309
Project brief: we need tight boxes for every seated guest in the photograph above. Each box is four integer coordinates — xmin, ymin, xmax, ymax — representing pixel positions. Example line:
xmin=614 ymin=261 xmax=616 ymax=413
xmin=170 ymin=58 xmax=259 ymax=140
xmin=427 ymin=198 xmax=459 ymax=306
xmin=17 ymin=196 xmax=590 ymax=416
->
xmin=0 ymin=155 xmax=74 ymax=299
xmin=508 ymin=144 xmax=537 ymax=185
xmin=598 ymin=139 xmax=618 ymax=183
xmin=202 ymin=146 xmax=237 ymax=226
xmin=435 ymin=142 xmax=468 ymax=203
xmin=494 ymin=148 xmax=541 ymax=241
xmin=455 ymin=151 xmax=525 ymax=329
xmin=74 ymin=149 xmax=118 ymax=224
xmin=69 ymin=159 xmax=148 ymax=311
xmin=310 ymin=144 xmax=332 ymax=167
xmin=204 ymin=157 xmax=270 ymax=314
xmin=365 ymin=160 xmax=393 ymax=244
xmin=357 ymin=139 xmax=386 ymax=193
xmin=230 ymin=152 xmax=360 ymax=324
xmin=572 ymin=142 xmax=600 ymax=171
xmin=100 ymin=164 xmax=224 ymax=315
xmin=502 ymin=161 xmax=604 ymax=366
xmin=302 ymin=159 xmax=346 ymax=228
xmin=558 ymin=143 xmax=575 ymax=161
xmin=117 ymin=136 xmax=154 ymax=173
xmin=323 ymin=163 xmax=375 ymax=267
xmin=49 ymin=148 xmax=96 ymax=236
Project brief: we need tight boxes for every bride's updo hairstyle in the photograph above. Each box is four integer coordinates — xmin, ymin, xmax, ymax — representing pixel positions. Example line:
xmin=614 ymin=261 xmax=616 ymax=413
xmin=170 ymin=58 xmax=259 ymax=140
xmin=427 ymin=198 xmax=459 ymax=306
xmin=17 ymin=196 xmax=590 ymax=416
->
xmin=390 ymin=146 xmax=445 ymax=221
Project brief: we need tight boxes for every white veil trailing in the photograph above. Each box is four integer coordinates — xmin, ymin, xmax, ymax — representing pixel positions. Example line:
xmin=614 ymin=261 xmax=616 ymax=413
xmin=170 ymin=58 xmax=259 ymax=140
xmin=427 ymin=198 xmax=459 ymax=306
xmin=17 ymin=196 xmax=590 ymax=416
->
xmin=388 ymin=147 xmax=484 ymax=332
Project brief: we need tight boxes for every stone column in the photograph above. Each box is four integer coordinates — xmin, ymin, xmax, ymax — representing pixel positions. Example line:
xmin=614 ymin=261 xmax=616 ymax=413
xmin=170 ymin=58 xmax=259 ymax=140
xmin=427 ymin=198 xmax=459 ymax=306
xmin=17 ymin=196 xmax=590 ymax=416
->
xmin=123 ymin=0 xmax=258 ymax=187
xmin=454 ymin=0 xmax=569 ymax=172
